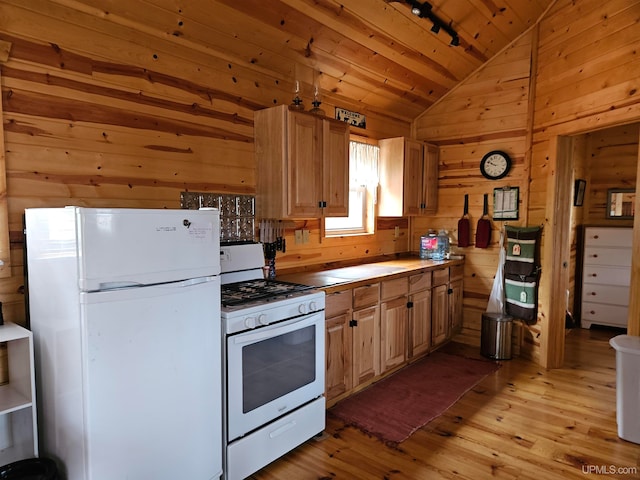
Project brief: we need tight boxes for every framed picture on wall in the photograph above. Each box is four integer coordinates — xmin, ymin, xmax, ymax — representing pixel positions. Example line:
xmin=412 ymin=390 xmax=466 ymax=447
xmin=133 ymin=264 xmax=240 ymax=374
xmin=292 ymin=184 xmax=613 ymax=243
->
xmin=574 ymin=179 xmax=586 ymax=206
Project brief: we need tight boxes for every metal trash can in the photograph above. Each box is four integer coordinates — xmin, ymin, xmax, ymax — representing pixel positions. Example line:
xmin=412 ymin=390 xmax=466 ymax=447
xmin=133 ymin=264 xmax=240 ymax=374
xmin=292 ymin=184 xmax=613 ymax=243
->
xmin=481 ymin=313 xmax=513 ymax=360
xmin=609 ymin=334 xmax=640 ymax=444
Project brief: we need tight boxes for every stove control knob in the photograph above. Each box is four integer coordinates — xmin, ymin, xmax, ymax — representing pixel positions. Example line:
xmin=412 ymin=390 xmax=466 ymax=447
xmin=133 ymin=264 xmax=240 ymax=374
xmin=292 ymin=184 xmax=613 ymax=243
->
xmin=298 ymin=303 xmax=308 ymax=315
xmin=258 ymin=314 xmax=268 ymax=326
xmin=244 ymin=317 xmax=256 ymax=329
xmin=309 ymin=301 xmax=318 ymax=311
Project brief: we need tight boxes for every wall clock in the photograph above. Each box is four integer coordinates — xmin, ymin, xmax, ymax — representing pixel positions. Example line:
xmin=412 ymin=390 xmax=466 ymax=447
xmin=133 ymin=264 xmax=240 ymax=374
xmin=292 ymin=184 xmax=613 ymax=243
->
xmin=480 ymin=150 xmax=511 ymax=180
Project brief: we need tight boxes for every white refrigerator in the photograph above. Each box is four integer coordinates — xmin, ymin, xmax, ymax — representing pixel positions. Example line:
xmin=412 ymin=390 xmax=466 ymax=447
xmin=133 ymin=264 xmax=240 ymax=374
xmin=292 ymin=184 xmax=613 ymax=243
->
xmin=25 ymin=207 xmax=222 ymax=480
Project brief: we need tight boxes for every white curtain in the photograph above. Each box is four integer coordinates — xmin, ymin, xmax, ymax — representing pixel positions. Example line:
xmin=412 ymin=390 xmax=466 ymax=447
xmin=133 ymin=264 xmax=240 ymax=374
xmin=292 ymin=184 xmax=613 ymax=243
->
xmin=350 ymin=141 xmax=379 ymax=189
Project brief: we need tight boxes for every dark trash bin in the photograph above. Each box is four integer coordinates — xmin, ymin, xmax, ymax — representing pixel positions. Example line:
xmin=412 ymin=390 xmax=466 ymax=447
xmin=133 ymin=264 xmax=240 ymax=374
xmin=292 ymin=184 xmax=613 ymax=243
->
xmin=0 ymin=458 xmax=59 ymax=480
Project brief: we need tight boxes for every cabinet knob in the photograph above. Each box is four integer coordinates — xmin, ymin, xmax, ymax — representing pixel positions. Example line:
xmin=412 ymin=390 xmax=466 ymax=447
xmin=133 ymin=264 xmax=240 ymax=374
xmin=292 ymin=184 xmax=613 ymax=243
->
xmin=593 ymin=235 xmax=599 ymax=239
xmin=590 ymin=310 xmax=596 ymax=314
xmin=591 ymin=273 xmax=597 ymax=277
xmin=590 ymin=292 xmax=596 ymax=296
xmin=591 ymin=254 xmax=598 ymax=258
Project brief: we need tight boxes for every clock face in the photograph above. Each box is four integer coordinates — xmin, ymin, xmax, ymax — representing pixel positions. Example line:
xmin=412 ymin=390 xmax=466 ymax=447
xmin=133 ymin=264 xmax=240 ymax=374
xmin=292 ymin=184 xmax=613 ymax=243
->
xmin=480 ymin=151 xmax=511 ymax=180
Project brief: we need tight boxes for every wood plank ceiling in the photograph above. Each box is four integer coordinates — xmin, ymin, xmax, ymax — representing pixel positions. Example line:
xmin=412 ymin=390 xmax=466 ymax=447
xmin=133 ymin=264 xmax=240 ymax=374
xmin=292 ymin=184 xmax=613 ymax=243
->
xmin=64 ymin=0 xmax=554 ymax=125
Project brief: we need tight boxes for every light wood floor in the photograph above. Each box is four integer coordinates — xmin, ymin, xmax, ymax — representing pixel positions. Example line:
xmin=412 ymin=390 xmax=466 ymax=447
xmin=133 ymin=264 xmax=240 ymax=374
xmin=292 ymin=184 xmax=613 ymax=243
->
xmin=250 ymin=327 xmax=640 ymax=479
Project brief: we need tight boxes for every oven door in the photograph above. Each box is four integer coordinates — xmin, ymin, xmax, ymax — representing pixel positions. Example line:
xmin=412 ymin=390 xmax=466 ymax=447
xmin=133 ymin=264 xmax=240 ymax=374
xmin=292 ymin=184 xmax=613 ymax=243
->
xmin=226 ymin=311 xmax=325 ymax=441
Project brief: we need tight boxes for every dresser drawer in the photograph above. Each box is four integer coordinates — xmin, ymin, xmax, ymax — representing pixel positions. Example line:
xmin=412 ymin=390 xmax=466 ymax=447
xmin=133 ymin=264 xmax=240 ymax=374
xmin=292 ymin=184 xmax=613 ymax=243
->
xmin=581 ymin=302 xmax=628 ymax=327
xmin=325 ymin=290 xmax=352 ymax=318
xmin=432 ymin=268 xmax=449 ymax=287
xmin=583 ymin=247 xmax=631 ymax=267
xmin=409 ymin=272 xmax=432 ymax=293
xmin=584 ymin=227 xmax=632 ymax=248
xmin=582 ymin=284 xmax=630 ymax=306
xmin=353 ymin=283 xmax=380 ymax=309
xmin=381 ymin=277 xmax=408 ymax=301
xmin=583 ymin=265 xmax=630 ymax=286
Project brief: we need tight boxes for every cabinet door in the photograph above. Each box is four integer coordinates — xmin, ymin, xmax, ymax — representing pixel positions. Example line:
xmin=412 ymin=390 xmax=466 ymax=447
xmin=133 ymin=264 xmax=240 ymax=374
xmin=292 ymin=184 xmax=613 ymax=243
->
xmin=322 ymin=119 xmax=350 ymax=217
xmin=380 ymin=297 xmax=408 ymax=373
xmin=352 ymin=305 xmax=380 ymax=387
xmin=431 ymin=283 xmax=448 ymax=347
xmin=449 ymin=278 xmax=463 ymax=335
xmin=287 ymin=111 xmax=322 ymax=217
xmin=403 ymin=139 xmax=423 ymax=216
xmin=325 ymin=312 xmax=352 ymax=402
xmin=409 ymin=289 xmax=431 ymax=359
xmin=421 ymin=143 xmax=439 ymax=213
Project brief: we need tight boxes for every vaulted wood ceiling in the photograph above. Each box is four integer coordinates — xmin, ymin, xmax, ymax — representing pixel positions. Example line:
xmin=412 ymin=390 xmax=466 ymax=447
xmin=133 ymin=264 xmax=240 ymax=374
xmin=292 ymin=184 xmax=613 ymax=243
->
xmin=50 ymin=0 xmax=555 ymax=124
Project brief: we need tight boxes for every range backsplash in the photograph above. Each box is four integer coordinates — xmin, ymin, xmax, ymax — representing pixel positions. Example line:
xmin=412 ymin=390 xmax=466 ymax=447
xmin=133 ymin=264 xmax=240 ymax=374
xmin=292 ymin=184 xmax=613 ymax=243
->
xmin=181 ymin=192 xmax=255 ymax=243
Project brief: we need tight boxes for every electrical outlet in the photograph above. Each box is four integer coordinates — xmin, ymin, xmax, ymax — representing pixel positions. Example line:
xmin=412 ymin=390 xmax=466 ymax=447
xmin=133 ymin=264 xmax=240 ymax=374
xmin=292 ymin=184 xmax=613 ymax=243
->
xmin=302 ymin=229 xmax=310 ymax=243
xmin=294 ymin=230 xmax=303 ymax=244
xmin=394 ymin=226 xmax=400 ymax=238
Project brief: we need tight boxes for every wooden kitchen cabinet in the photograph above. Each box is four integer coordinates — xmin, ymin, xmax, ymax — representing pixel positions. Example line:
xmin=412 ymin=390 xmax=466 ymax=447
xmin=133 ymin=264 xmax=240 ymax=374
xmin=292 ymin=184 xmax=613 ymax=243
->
xmin=431 ymin=267 xmax=450 ymax=347
xmin=325 ymin=290 xmax=353 ymax=402
xmin=320 ymin=260 xmax=464 ymax=405
xmin=432 ymin=265 xmax=465 ymax=347
xmin=449 ymin=265 xmax=464 ymax=335
xmin=380 ymin=277 xmax=409 ymax=373
xmin=351 ymin=283 xmax=380 ymax=388
xmin=408 ymin=271 xmax=432 ymax=359
xmin=378 ymin=137 xmax=439 ymax=216
xmin=351 ymin=305 xmax=380 ymax=388
xmin=255 ymin=105 xmax=349 ymax=219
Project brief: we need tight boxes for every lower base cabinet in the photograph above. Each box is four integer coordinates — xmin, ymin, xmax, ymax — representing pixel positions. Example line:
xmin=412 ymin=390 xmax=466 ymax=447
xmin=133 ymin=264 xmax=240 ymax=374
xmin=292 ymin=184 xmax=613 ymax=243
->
xmin=324 ymin=262 xmax=464 ymax=405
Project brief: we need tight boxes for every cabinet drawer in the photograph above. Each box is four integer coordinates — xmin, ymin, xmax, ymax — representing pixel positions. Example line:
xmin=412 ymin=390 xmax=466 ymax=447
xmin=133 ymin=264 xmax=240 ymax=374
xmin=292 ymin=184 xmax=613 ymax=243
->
xmin=353 ymin=283 xmax=380 ymax=309
xmin=325 ymin=290 xmax=352 ymax=318
xmin=584 ymin=227 xmax=632 ymax=248
xmin=581 ymin=302 xmax=628 ymax=327
xmin=584 ymin=247 xmax=631 ymax=267
xmin=583 ymin=265 xmax=630 ymax=286
xmin=449 ymin=264 xmax=464 ymax=282
xmin=582 ymin=284 xmax=630 ymax=307
xmin=432 ymin=268 xmax=449 ymax=287
xmin=381 ymin=277 xmax=408 ymax=301
xmin=409 ymin=272 xmax=431 ymax=293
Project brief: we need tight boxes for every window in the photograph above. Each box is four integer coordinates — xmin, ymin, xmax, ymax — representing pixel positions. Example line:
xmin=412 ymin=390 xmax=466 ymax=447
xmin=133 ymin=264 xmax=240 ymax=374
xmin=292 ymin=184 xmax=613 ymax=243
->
xmin=325 ymin=140 xmax=379 ymax=236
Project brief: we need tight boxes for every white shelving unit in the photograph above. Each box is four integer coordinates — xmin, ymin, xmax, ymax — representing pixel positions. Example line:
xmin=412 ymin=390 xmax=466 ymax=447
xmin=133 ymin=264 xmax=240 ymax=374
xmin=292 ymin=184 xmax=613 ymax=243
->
xmin=0 ymin=322 xmax=38 ymax=465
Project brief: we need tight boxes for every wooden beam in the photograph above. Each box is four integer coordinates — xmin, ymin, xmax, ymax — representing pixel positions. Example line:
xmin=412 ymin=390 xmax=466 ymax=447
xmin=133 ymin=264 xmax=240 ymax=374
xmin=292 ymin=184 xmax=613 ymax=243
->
xmin=540 ymin=135 xmax=573 ymax=369
xmin=628 ymin=141 xmax=640 ymax=336
xmin=0 ymin=69 xmax=11 ymax=278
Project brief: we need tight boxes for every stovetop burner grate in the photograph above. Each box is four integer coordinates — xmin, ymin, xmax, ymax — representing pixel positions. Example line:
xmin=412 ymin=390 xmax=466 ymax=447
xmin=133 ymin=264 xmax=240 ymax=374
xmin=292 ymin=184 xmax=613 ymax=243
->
xmin=221 ymin=279 xmax=314 ymax=307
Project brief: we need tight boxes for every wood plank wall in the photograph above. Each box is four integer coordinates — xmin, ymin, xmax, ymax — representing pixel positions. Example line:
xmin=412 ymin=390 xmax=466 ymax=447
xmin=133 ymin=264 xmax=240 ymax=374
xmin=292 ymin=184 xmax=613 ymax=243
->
xmin=530 ymin=0 xmax=640 ymax=366
xmin=0 ymin=0 xmax=638 ymax=368
xmin=0 ymin=0 xmax=411 ymax=325
xmin=414 ymin=0 xmax=640 ymax=364
xmin=413 ymin=32 xmax=534 ymax=354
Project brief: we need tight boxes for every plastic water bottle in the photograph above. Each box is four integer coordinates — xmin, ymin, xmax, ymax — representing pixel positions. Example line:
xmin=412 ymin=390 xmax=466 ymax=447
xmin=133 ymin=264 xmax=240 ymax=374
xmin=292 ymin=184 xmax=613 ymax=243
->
xmin=420 ymin=231 xmax=437 ymax=259
xmin=433 ymin=229 xmax=449 ymax=261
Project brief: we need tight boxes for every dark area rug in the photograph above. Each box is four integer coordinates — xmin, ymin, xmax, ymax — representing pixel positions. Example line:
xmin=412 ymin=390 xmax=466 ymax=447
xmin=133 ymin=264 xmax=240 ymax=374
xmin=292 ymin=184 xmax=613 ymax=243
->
xmin=328 ymin=351 xmax=500 ymax=444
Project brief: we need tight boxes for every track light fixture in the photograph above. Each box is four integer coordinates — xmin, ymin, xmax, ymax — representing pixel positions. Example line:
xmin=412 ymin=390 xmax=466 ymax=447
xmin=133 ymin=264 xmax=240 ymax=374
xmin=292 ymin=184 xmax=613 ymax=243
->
xmin=405 ymin=0 xmax=459 ymax=47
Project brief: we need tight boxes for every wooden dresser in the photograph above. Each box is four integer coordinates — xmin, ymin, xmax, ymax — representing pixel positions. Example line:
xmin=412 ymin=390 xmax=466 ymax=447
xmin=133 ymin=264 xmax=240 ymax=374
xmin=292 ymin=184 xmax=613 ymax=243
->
xmin=580 ymin=226 xmax=632 ymax=329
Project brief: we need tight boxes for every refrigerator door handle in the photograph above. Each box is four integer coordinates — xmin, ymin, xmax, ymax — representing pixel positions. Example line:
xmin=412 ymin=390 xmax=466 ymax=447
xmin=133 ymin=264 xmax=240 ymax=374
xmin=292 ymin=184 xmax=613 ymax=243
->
xmin=98 ymin=281 xmax=144 ymax=290
xmin=98 ymin=276 xmax=214 ymax=291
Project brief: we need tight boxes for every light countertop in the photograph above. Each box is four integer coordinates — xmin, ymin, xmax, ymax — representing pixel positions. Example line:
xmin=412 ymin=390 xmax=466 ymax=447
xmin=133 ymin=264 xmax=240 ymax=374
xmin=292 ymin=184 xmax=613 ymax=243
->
xmin=278 ymin=255 xmax=464 ymax=293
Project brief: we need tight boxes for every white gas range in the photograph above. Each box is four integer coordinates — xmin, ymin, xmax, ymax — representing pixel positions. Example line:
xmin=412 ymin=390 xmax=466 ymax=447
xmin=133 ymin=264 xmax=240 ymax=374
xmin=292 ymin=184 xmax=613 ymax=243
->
xmin=219 ymin=243 xmax=326 ymax=480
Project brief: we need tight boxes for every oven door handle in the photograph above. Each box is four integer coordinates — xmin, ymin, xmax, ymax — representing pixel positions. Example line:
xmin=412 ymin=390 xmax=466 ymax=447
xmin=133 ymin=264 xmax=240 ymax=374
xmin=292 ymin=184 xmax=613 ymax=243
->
xmin=231 ymin=313 xmax=320 ymax=345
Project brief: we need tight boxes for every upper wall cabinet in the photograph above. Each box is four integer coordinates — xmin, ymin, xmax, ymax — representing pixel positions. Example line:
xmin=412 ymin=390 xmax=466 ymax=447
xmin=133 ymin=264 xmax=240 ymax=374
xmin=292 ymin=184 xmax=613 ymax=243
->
xmin=378 ymin=137 xmax=438 ymax=216
xmin=255 ymin=105 xmax=349 ymax=219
